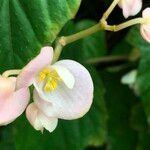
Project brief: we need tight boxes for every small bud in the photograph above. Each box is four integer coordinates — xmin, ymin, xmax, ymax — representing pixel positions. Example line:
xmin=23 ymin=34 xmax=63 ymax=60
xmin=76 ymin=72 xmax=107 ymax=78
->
xmin=140 ymin=8 xmax=150 ymax=43
xmin=118 ymin=0 xmax=142 ymax=18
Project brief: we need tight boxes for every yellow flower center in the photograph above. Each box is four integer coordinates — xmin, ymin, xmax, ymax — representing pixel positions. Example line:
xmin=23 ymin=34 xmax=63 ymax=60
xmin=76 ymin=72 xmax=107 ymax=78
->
xmin=39 ymin=68 xmax=60 ymax=92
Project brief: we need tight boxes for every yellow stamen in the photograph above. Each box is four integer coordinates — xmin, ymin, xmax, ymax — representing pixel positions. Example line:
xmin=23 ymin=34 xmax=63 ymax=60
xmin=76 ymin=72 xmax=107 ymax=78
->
xmin=44 ymin=80 xmax=53 ymax=92
xmin=42 ymin=69 xmax=51 ymax=74
xmin=51 ymin=80 xmax=58 ymax=89
xmin=39 ymin=68 xmax=60 ymax=92
xmin=39 ymin=72 xmax=46 ymax=81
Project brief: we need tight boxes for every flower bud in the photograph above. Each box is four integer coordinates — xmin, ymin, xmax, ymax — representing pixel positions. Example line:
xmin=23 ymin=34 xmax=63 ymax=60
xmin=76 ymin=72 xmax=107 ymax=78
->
xmin=140 ymin=8 xmax=150 ymax=43
xmin=118 ymin=0 xmax=142 ymax=18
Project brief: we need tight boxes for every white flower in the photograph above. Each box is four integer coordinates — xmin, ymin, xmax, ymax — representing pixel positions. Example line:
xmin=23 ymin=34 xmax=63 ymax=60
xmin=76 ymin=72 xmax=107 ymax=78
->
xmin=17 ymin=47 xmax=94 ymax=132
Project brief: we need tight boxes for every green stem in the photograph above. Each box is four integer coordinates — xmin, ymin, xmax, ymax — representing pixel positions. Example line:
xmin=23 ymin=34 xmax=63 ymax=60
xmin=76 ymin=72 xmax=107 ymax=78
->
xmin=102 ymin=0 xmax=120 ymax=20
xmin=53 ymin=0 xmax=148 ymax=62
xmin=53 ymin=23 xmax=103 ymax=62
xmin=105 ymin=18 xmax=147 ymax=32
xmin=2 ymin=69 xmax=21 ymax=78
xmin=52 ymin=41 xmax=63 ymax=63
xmin=86 ymin=55 xmax=129 ymax=64
xmin=107 ymin=63 xmax=132 ymax=72
xmin=60 ymin=23 xmax=102 ymax=46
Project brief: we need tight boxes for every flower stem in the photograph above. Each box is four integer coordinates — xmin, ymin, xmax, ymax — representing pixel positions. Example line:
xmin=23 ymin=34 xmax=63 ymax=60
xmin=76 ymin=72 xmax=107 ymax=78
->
xmin=59 ymin=24 xmax=103 ymax=46
xmin=86 ymin=55 xmax=129 ymax=64
xmin=53 ymin=0 xmax=147 ymax=62
xmin=2 ymin=69 xmax=21 ymax=78
xmin=105 ymin=18 xmax=147 ymax=32
xmin=52 ymin=41 xmax=63 ymax=63
xmin=53 ymin=23 xmax=103 ymax=62
xmin=102 ymin=0 xmax=120 ymax=20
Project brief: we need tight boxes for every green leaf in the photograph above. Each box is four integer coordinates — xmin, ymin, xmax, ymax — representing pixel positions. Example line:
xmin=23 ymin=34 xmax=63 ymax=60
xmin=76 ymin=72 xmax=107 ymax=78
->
xmin=101 ymin=72 xmax=138 ymax=150
xmin=136 ymin=132 xmax=150 ymax=150
xmin=13 ymin=67 xmax=107 ymax=150
xmin=60 ymin=20 xmax=107 ymax=62
xmin=111 ymin=40 xmax=132 ymax=56
xmin=0 ymin=126 xmax=15 ymax=150
xmin=0 ymin=0 xmax=81 ymax=72
xmin=130 ymin=102 xmax=148 ymax=132
xmin=130 ymin=103 xmax=150 ymax=150
xmin=126 ymin=26 xmax=150 ymax=125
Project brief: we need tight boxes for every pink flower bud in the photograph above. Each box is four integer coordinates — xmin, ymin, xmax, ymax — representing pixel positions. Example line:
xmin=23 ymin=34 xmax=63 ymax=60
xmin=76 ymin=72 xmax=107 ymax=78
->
xmin=118 ymin=0 xmax=142 ymax=18
xmin=0 ymin=76 xmax=30 ymax=126
xmin=140 ymin=8 xmax=150 ymax=43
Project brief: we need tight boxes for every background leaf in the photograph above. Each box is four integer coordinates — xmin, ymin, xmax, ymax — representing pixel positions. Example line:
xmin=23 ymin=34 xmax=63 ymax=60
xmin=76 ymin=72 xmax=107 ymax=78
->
xmin=0 ymin=126 xmax=15 ymax=150
xmin=101 ymin=71 xmax=138 ymax=150
xmin=127 ymin=26 xmax=150 ymax=125
xmin=0 ymin=0 xmax=81 ymax=72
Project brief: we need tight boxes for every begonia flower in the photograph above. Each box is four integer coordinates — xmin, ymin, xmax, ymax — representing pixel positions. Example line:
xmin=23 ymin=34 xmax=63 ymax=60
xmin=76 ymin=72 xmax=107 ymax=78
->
xmin=0 ymin=76 xmax=30 ymax=126
xmin=140 ymin=8 xmax=150 ymax=43
xmin=17 ymin=46 xmax=93 ymax=132
xmin=118 ymin=0 xmax=142 ymax=18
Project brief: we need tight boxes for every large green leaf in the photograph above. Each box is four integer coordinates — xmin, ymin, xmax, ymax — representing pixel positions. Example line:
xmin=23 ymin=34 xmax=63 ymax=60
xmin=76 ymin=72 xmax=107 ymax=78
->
xmin=130 ymin=102 xmax=150 ymax=150
xmin=13 ymin=67 xmax=107 ymax=150
xmin=136 ymin=132 xmax=150 ymax=150
xmin=0 ymin=126 xmax=15 ymax=150
xmin=126 ymin=26 xmax=150 ymax=125
xmin=130 ymin=102 xmax=148 ymax=132
xmin=0 ymin=0 xmax=81 ymax=72
xmin=101 ymin=72 xmax=138 ymax=150
xmin=0 ymin=0 xmax=81 ymax=149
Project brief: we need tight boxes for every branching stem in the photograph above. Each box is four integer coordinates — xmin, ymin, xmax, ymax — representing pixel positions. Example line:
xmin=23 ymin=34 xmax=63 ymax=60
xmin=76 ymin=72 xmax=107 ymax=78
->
xmin=2 ymin=70 xmax=21 ymax=78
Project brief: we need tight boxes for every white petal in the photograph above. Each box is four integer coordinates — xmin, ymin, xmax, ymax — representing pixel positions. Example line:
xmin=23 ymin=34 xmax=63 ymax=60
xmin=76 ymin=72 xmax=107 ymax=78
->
xmin=33 ymin=60 xmax=93 ymax=120
xmin=26 ymin=103 xmax=58 ymax=132
xmin=52 ymin=65 xmax=75 ymax=89
xmin=38 ymin=112 xmax=58 ymax=133
xmin=26 ymin=103 xmax=43 ymax=131
xmin=121 ymin=70 xmax=137 ymax=85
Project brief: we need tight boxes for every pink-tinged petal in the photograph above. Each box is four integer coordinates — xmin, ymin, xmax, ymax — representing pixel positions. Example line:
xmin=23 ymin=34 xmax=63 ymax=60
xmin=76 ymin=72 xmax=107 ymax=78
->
xmin=26 ymin=103 xmax=43 ymax=131
xmin=119 ymin=0 xmax=142 ymax=18
xmin=0 ymin=77 xmax=16 ymax=99
xmin=142 ymin=8 xmax=150 ymax=18
xmin=26 ymin=103 xmax=58 ymax=132
xmin=17 ymin=47 xmax=53 ymax=89
xmin=0 ymin=88 xmax=30 ymax=126
xmin=130 ymin=0 xmax=142 ymax=17
xmin=140 ymin=8 xmax=150 ymax=43
xmin=140 ymin=25 xmax=150 ymax=43
xmin=34 ymin=60 xmax=94 ymax=120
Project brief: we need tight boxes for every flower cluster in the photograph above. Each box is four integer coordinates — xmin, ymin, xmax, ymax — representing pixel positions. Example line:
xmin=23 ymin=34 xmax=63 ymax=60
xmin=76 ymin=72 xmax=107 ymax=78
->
xmin=0 ymin=47 xmax=93 ymax=132
xmin=119 ymin=0 xmax=150 ymax=43
xmin=0 ymin=0 xmax=150 ymax=133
